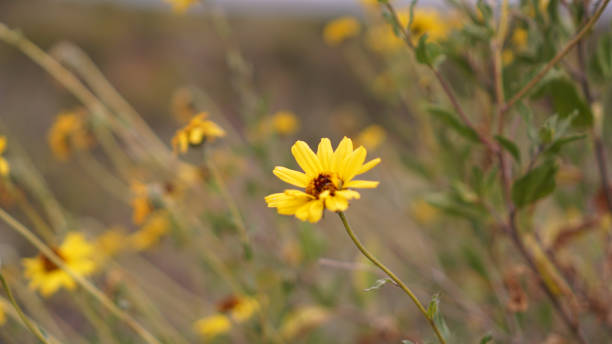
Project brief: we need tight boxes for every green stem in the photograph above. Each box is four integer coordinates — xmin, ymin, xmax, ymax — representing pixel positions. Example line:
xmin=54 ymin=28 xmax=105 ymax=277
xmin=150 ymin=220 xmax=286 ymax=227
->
xmin=337 ymin=212 xmax=447 ymax=344
xmin=0 ymin=272 xmax=52 ymax=344
xmin=204 ymin=151 xmax=252 ymax=259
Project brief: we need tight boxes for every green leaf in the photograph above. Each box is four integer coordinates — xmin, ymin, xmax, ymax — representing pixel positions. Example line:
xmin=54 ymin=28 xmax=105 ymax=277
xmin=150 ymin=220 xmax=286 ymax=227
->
xmin=364 ymin=278 xmax=392 ymax=292
xmin=480 ymin=334 xmax=494 ymax=344
xmin=511 ymin=160 xmax=559 ymax=208
xmin=545 ymin=133 xmax=586 ymax=155
xmin=426 ymin=105 xmax=480 ymax=143
xmin=427 ymin=293 xmax=440 ymax=319
xmin=495 ymin=135 xmax=521 ymax=162
xmin=531 ymin=71 xmax=593 ymax=128
xmin=415 ymin=34 xmax=445 ymax=67
xmin=463 ymin=246 xmax=489 ymax=278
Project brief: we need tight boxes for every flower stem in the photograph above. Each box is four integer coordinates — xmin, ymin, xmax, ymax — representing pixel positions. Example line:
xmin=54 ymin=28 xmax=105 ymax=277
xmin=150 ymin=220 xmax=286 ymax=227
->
xmin=337 ymin=211 xmax=447 ymax=344
xmin=204 ymin=151 xmax=252 ymax=260
xmin=0 ymin=271 xmax=52 ymax=344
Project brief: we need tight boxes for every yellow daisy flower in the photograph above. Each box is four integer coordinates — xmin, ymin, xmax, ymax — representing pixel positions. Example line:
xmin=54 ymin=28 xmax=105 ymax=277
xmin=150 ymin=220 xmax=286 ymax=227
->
xmin=172 ymin=112 xmax=226 ymax=154
xmin=511 ymin=28 xmax=528 ymax=49
xmin=0 ymin=136 xmax=9 ymax=177
xmin=356 ymin=125 xmax=386 ymax=151
xmin=130 ymin=181 xmax=153 ymax=225
xmin=194 ymin=314 xmax=231 ymax=340
xmin=366 ymin=8 xmax=449 ymax=54
xmin=280 ymin=305 xmax=330 ymax=340
xmin=95 ymin=227 xmax=128 ymax=260
xmin=271 ymin=111 xmax=299 ymax=135
xmin=265 ymin=137 xmax=380 ymax=223
xmin=323 ymin=16 xmax=361 ymax=46
xmin=218 ymin=295 xmax=260 ymax=323
xmin=164 ymin=0 xmax=197 ymax=13
xmin=130 ymin=211 xmax=170 ymax=251
xmin=23 ymin=232 xmax=96 ymax=297
xmin=48 ymin=109 xmax=94 ymax=161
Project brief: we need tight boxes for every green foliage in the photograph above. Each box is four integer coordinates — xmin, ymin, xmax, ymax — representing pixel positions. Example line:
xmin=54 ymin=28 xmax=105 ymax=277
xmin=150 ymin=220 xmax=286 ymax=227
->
xmin=479 ymin=334 xmax=493 ymax=344
xmin=426 ymin=105 xmax=480 ymax=143
xmin=495 ymin=135 xmax=521 ymax=163
xmin=415 ymin=34 xmax=445 ymax=67
xmin=531 ymin=71 xmax=593 ymax=128
xmin=590 ymin=31 xmax=612 ymax=81
xmin=511 ymin=160 xmax=558 ymax=208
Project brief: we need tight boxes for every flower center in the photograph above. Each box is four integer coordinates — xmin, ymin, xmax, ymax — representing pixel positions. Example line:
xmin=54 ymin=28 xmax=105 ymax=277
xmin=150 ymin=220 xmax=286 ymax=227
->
xmin=41 ymin=248 xmax=65 ymax=273
xmin=306 ymin=173 xmax=338 ymax=198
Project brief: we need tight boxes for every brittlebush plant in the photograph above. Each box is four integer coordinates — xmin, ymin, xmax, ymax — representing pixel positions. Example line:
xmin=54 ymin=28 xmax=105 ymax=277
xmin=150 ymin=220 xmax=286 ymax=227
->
xmin=1 ymin=0 xmax=612 ymax=343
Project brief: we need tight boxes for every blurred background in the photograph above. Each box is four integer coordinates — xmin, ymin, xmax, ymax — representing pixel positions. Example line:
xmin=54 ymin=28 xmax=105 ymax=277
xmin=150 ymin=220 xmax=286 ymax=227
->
xmin=2 ymin=0 xmax=612 ymax=343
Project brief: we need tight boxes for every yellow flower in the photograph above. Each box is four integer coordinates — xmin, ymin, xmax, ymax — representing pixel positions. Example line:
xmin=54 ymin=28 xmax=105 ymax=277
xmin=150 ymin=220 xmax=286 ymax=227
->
xmin=356 ymin=125 xmax=386 ymax=151
xmin=280 ymin=306 xmax=330 ymax=340
xmin=130 ymin=211 xmax=170 ymax=251
xmin=194 ymin=314 xmax=231 ymax=340
xmin=95 ymin=227 xmax=128 ymax=259
xmin=410 ymin=8 xmax=449 ymax=43
xmin=511 ymin=28 xmax=528 ymax=50
xmin=48 ymin=109 xmax=94 ymax=161
xmin=367 ymin=8 xmax=449 ymax=53
xmin=165 ymin=0 xmax=197 ymax=13
xmin=0 ymin=136 xmax=9 ymax=177
xmin=228 ymin=296 xmax=259 ymax=323
xmin=23 ymin=232 xmax=96 ymax=297
xmin=172 ymin=112 xmax=226 ymax=154
xmin=0 ymin=303 xmax=5 ymax=326
xmin=323 ymin=16 xmax=361 ymax=46
xmin=502 ymin=49 xmax=515 ymax=66
xmin=272 ymin=111 xmax=299 ymax=135
xmin=265 ymin=137 xmax=380 ymax=223
xmin=130 ymin=181 xmax=153 ymax=225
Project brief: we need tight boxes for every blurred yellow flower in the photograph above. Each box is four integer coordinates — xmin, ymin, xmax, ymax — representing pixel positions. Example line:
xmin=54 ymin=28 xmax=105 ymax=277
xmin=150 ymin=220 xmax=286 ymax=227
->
xmin=356 ymin=125 xmax=386 ymax=151
xmin=280 ymin=305 xmax=330 ymax=340
xmin=502 ymin=49 xmax=515 ymax=66
xmin=95 ymin=227 xmax=128 ymax=259
xmin=367 ymin=8 xmax=449 ymax=53
xmin=511 ymin=28 xmax=528 ymax=49
xmin=225 ymin=295 xmax=260 ymax=323
xmin=0 ymin=136 xmax=9 ymax=177
xmin=323 ymin=16 xmax=361 ymax=46
xmin=165 ymin=0 xmax=197 ymax=13
xmin=410 ymin=8 xmax=449 ymax=43
xmin=172 ymin=112 xmax=225 ymax=154
xmin=265 ymin=137 xmax=380 ymax=223
xmin=0 ymin=303 xmax=5 ymax=326
xmin=130 ymin=211 xmax=170 ymax=251
xmin=130 ymin=181 xmax=153 ymax=225
xmin=194 ymin=314 xmax=231 ymax=340
xmin=410 ymin=199 xmax=439 ymax=225
xmin=23 ymin=232 xmax=96 ymax=297
xmin=48 ymin=109 xmax=94 ymax=161
xmin=271 ymin=111 xmax=300 ymax=135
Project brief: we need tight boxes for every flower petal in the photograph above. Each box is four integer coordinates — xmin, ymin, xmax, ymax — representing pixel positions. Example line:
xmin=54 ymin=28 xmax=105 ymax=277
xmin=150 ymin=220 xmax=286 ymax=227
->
xmin=336 ymin=189 xmax=361 ymax=200
xmin=332 ymin=137 xmax=353 ymax=172
xmin=357 ymin=158 xmax=381 ymax=175
xmin=324 ymin=194 xmax=349 ymax=212
xmin=344 ymin=180 xmax=379 ymax=189
xmin=273 ymin=166 xmax=309 ymax=188
xmin=291 ymin=141 xmax=322 ymax=177
xmin=317 ymin=138 xmax=334 ymax=171
xmin=340 ymin=146 xmax=366 ymax=182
